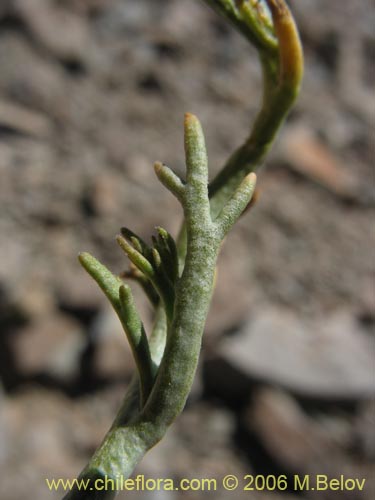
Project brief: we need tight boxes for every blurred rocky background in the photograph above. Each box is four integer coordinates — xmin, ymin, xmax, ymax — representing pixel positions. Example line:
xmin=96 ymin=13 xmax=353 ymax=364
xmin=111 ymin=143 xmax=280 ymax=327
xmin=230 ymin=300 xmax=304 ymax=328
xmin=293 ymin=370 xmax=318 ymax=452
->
xmin=0 ymin=0 xmax=374 ymax=499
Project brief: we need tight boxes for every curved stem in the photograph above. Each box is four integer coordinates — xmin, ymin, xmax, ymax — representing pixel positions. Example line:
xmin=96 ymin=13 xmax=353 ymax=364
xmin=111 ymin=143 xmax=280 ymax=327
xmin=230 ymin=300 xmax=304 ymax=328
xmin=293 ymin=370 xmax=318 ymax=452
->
xmin=64 ymin=115 xmax=256 ymax=500
xmin=208 ymin=0 xmax=303 ymax=217
xmin=64 ymin=2 xmax=303 ymax=498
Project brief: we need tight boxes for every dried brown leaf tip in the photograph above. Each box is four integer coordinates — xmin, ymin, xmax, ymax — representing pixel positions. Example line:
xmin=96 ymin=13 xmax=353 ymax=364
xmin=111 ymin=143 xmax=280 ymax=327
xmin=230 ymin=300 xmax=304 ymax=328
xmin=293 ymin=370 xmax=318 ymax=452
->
xmin=266 ymin=0 xmax=303 ymax=91
xmin=267 ymin=0 xmax=288 ymax=17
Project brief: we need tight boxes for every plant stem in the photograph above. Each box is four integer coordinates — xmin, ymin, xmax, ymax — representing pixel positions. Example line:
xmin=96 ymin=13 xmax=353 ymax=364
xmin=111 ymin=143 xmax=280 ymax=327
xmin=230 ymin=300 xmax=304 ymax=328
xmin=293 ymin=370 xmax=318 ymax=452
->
xmin=63 ymin=2 xmax=303 ymax=498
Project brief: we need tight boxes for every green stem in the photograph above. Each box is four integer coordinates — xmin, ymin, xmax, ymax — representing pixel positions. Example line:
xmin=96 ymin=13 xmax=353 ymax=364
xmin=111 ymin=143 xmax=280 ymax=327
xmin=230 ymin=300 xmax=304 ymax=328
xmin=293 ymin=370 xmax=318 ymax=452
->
xmin=78 ymin=253 xmax=154 ymax=408
xmin=64 ymin=1 xmax=303 ymax=497
xmin=208 ymin=0 xmax=303 ymax=217
xmin=63 ymin=114 xmax=255 ymax=500
xmin=118 ymin=285 xmax=154 ymax=406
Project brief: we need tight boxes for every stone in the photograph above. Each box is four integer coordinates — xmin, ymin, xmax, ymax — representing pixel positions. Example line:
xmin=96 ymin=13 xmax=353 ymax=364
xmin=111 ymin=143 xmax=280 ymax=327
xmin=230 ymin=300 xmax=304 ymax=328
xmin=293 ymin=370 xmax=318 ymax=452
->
xmin=218 ymin=308 xmax=375 ymax=400
xmin=90 ymin=307 xmax=136 ymax=380
xmin=246 ymin=388 xmax=335 ymax=472
xmin=13 ymin=0 xmax=91 ymax=63
xmin=13 ymin=313 xmax=84 ymax=380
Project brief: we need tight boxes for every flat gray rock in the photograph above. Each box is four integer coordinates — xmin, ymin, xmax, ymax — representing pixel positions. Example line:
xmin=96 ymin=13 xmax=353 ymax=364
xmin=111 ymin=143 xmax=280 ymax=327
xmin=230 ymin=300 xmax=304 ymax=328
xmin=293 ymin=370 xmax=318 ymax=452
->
xmin=220 ymin=308 xmax=375 ymax=400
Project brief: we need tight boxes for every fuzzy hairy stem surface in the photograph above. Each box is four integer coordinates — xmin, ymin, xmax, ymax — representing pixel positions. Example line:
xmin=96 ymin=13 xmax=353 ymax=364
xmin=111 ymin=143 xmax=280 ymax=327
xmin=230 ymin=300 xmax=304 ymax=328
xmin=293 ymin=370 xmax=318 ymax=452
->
xmin=64 ymin=1 xmax=302 ymax=498
xmin=64 ymin=115 xmax=255 ymax=500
